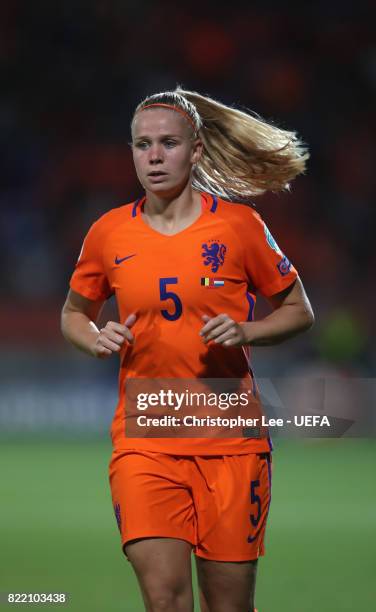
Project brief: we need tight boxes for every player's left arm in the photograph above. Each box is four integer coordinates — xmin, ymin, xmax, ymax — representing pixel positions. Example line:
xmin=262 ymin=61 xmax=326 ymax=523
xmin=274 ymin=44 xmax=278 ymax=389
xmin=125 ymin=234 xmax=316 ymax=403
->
xmin=200 ymin=277 xmax=314 ymax=347
xmin=245 ymin=276 xmax=314 ymax=346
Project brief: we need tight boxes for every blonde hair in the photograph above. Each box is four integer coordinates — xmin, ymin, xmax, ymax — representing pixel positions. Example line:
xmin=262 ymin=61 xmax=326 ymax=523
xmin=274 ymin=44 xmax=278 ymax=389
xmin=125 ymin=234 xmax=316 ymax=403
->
xmin=133 ymin=87 xmax=309 ymax=201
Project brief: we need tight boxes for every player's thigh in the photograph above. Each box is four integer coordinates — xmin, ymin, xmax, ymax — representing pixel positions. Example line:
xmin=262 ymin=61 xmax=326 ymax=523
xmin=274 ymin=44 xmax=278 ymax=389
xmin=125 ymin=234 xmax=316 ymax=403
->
xmin=126 ymin=537 xmax=193 ymax=608
xmin=195 ymin=557 xmax=258 ymax=612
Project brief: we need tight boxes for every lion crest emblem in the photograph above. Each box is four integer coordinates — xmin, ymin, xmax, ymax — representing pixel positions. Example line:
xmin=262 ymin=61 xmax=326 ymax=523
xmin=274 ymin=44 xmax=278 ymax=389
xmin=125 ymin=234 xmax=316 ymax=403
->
xmin=201 ymin=241 xmax=227 ymax=273
xmin=114 ymin=503 xmax=122 ymax=531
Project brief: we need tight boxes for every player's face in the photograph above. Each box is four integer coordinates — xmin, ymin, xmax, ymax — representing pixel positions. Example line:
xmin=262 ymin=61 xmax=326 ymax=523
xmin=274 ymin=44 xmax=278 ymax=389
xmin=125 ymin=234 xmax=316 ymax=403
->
xmin=131 ymin=108 xmax=202 ymax=197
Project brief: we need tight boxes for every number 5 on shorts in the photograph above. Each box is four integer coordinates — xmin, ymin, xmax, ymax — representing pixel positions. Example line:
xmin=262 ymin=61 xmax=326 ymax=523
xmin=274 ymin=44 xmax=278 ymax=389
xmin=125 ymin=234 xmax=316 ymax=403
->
xmin=248 ymin=479 xmax=261 ymax=543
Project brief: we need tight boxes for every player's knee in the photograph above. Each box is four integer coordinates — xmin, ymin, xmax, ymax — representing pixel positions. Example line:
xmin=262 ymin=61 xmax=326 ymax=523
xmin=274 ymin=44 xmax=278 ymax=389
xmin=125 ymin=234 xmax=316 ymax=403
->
xmin=148 ymin=593 xmax=177 ymax=611
xmin=143 ymin=579 xmax=192 ymax=611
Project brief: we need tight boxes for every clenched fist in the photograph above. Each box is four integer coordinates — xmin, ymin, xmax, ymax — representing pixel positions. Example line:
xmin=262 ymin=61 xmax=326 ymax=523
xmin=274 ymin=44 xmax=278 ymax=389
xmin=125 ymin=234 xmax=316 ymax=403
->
xmin=93 ymin=314 xmax=137 ymax=358
xmin=199 ymin=313 xmax=250 ymax=347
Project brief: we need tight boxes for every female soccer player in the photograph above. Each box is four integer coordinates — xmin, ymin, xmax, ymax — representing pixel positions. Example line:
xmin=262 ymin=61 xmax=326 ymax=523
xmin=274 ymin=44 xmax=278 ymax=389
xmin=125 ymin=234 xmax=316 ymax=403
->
xmin=61 ymin=88 xmax=314 ymax=612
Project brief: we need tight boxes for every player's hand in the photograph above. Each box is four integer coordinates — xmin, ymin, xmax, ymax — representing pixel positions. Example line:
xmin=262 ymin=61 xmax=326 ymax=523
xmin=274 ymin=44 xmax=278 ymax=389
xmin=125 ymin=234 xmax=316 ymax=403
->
xmin=93 ymin=314 xmax=137 ymax=358
xmin=199 ymin=314 xmax=249 ymax=347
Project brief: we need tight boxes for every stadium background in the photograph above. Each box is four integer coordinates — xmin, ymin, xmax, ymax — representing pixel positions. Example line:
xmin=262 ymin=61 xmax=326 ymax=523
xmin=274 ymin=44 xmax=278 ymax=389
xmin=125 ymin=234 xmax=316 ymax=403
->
xmin=0 ymin=1 xmax=375 ymax=611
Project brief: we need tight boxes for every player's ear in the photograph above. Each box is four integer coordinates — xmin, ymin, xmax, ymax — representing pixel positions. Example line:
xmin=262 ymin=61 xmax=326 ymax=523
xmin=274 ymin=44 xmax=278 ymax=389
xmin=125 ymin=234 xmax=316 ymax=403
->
xmin=191 ymin=137 xmax=203 ymax=165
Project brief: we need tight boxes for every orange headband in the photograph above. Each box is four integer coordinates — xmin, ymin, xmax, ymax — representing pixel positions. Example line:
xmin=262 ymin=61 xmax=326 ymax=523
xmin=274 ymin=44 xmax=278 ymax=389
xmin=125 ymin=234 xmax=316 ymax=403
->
xmin=140 ymin=103 xmax=197 ymax=131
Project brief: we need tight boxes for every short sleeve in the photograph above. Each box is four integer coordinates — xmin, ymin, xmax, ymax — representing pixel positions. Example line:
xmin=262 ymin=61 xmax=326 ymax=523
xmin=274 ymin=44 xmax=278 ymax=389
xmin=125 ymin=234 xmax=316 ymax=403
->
xmin=69 ymin=220 xmax=112 ymax=301
xmin=244 ymin=210 xmax=298 ymax=297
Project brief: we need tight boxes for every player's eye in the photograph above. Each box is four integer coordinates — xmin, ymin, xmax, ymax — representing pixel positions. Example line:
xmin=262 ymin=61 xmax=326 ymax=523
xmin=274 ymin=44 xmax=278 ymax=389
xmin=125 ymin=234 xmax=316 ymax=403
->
xmin=135 ymin=141 xmax=149 ymax=149
xmin=163 ymin=140 xmax=178 ymax=148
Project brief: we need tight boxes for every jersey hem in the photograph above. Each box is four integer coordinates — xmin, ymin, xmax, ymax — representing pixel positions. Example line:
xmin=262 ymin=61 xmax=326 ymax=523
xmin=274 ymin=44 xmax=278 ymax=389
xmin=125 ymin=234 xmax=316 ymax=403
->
xmin=111 ymin=442 xmax=271 ymax=456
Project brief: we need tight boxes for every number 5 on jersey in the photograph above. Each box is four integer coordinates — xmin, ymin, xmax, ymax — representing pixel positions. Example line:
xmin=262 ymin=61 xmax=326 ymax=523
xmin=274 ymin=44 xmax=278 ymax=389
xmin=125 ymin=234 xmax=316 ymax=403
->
xmin=159 ymin=277 xmax=183 ymax=321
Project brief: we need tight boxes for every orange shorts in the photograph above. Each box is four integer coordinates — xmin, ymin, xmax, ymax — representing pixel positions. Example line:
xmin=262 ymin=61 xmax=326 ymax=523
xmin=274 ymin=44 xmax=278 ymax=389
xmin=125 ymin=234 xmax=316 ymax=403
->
xmin=109 ymin=450 xmax=272 ymax=562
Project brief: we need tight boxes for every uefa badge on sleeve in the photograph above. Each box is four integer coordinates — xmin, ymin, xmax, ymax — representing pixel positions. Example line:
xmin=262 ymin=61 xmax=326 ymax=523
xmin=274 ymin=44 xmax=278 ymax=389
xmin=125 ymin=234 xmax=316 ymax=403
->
xmin=277 ymin=255 xmax=292 ymax=276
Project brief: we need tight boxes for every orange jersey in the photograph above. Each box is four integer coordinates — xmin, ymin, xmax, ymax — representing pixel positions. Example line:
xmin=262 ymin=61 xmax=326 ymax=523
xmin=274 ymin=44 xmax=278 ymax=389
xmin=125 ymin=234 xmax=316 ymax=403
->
xmin=70 ymin=192 xmax=298 ymax=454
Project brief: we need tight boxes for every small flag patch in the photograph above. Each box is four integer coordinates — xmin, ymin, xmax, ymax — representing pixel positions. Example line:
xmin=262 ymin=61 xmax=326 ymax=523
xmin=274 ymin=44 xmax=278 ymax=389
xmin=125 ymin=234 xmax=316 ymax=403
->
xmin=201 ymin=277 xmax=225 ymax=287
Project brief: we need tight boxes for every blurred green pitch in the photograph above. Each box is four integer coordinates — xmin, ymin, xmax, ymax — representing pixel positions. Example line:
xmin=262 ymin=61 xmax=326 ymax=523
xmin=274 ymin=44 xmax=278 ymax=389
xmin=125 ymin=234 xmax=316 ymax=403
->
xmin=1 ymin=439 xmax=375 ymax=611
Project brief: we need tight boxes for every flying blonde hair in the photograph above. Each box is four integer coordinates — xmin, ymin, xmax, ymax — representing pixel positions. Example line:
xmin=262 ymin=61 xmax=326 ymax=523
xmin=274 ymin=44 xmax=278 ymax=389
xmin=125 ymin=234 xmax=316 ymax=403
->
xmin=133 ymin=87 xmax=309 ymax=201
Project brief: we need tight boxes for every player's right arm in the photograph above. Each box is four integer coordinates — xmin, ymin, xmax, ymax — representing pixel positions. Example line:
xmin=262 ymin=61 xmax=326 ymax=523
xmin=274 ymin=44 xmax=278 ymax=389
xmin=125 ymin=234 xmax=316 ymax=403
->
xmin=61 ymin=289 xmax=135 ymax=359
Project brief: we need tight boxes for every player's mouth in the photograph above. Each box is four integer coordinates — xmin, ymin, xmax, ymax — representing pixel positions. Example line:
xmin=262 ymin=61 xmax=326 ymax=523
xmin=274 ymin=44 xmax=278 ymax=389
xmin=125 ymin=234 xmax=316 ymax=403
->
xmin=147 ymin=171 xmax=168 ymax=182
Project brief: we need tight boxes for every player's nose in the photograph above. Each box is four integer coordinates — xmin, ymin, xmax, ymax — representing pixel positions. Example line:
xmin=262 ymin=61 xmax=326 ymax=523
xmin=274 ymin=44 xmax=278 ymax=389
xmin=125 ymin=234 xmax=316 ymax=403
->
xmin=148 ymin=143 xmax=163 ymax=164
